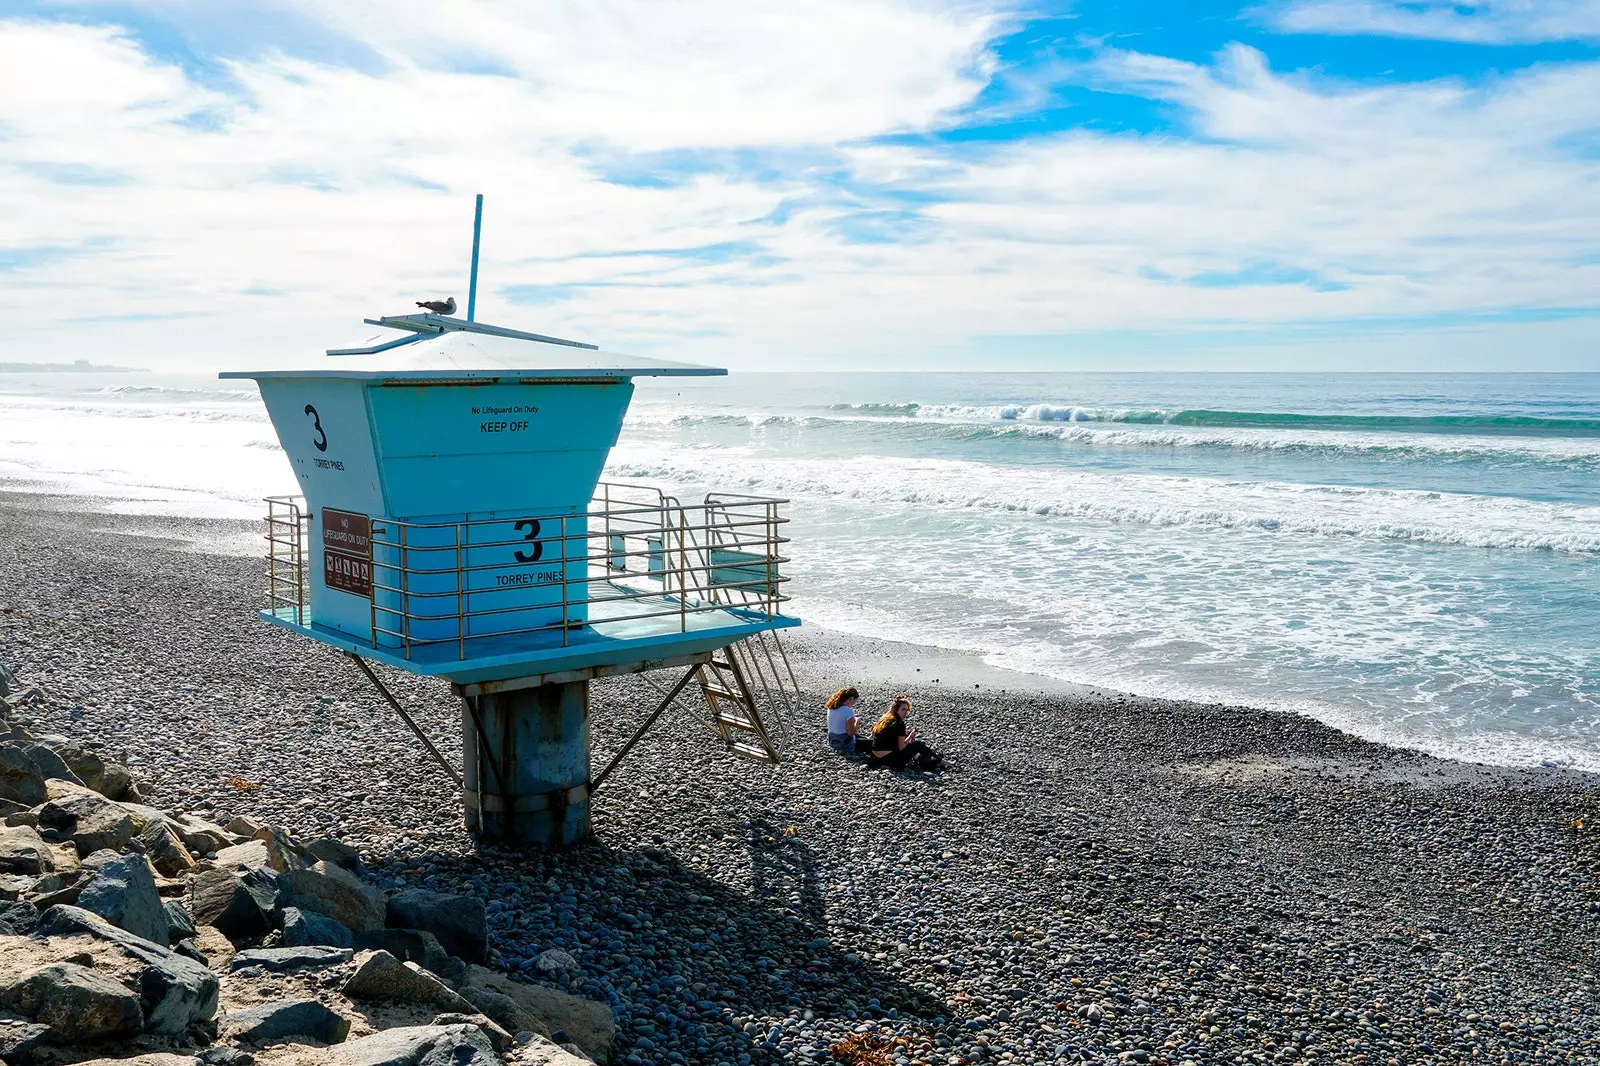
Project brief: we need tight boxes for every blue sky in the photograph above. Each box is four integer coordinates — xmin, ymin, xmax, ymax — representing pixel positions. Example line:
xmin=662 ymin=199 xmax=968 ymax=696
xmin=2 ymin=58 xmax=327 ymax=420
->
xmin=2 ymin=1 xmax=1599 ymax=370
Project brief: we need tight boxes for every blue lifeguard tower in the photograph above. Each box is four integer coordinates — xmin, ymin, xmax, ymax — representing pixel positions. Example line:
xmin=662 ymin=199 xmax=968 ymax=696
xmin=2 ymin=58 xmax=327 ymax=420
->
xmin=222 ymin=199 xmax=799 ymax=845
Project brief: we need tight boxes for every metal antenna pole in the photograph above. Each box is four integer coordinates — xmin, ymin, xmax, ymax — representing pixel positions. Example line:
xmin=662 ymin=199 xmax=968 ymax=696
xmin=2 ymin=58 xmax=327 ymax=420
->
xmin=467 ymin=193 xmax=483 ymax=322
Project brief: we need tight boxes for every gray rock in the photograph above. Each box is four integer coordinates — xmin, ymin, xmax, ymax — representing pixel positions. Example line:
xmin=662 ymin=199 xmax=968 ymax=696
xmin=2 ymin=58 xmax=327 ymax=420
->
xmin=0 ymin=824 xmax=54 ymax=875
xmin=228 ymin=945 xmax=353 ymax=972
xmin=190 ymin=865 xmax=280 ymax=943
xmin=165 ymin=899 xmax=197 ymax=943
xmin=0 ymin=1021 xmax=52 ymax=1064
xmin=214 ymin=838 xmax=280 ymax=873
xmin=283 ymin=905 xmax=354 ymax=948
xmin=354 ymin=928 xmax=460 ymax=984
xmin=46 ymin=742 xmax=134 ymax=800
xmin=34 ymin=905 xmax=219 ymax=1035
xmin=0 ymin=744 xmax=46 ymax=806
xmin=461 ymin=965 xmax=614 ymax=1064
xmin=0 ymin=962 xmax=143 ymax=1042
xmin=386 ymin=889 xmax=487 ymax=963
xmin=11 ymin=742 xmax=83 ymax=789
xmin=78 ymin=852 xmax=169 ymax=946
xmin=196 ymin=1049 xmax=254 ymax=1065
xmin=342 ymin=950 xmax=471 ymax=1010
xmin=282 ymin=861 xmax=385 ymax=934
xmin=323 ymin=1023 xmax=498 ymax=1066
xmin=225 ymin=815 xmax=266 ymax=838
xmin=305 ymin=836 xmax=363 ymax=874
xmin=223 ymin=997 xmax=351 ymax=1045
xmin=1 ymin=897 xmax=41 ymax=934
xmin=35 ymin=784 xmax=134 ymax=857
xmin=431 ymin=1012 xmax=513 ymax=1053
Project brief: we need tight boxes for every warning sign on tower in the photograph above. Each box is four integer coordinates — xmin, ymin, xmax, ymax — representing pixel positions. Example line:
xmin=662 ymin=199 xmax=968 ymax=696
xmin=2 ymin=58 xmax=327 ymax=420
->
xmin=322 ymin=508 xmax=372 ymax=597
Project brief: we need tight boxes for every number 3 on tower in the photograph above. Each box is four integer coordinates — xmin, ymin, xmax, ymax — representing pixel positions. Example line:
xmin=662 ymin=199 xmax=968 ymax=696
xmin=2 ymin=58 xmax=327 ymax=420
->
xmin=305 ymin=404 xmax=327 ymax=452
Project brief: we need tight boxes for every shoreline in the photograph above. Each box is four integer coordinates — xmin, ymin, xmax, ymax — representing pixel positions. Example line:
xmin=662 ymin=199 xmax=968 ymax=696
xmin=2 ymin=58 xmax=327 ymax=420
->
xmin=5 ymin=489 xmax=1600 ymax=1064
xmin=1 ymin=485 xmax=1589 ymax=782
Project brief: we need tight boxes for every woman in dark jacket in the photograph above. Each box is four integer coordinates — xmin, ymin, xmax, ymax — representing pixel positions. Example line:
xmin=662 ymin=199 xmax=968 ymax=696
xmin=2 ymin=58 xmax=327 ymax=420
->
xmin=870 ymin=696 xmax=945 ymax=771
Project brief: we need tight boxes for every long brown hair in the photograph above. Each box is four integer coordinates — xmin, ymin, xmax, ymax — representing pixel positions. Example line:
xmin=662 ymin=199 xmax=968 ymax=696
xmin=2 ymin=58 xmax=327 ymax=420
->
xmin=824 ymin=687 xmax=859 ymax=711
xmin=872 ymin=696 xmax=912 ymax=736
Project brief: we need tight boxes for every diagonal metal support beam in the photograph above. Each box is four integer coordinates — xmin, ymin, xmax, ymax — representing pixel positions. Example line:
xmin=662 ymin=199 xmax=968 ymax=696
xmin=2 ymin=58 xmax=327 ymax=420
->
xmin=591 ymin=664 xmax=702 ymax=793
xmin=346 ymin=653 xmax=463 ymax=790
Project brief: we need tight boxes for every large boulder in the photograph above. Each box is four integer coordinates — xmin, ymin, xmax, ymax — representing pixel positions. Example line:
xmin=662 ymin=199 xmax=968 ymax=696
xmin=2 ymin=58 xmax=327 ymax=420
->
xmin=462 ymin=964 xmax=614 ymax=1064
xmin=0 ymin=744 xmax=47 ymax=806
xmin=139 ymin=820 xmax=196 ymax=877
xmin=34 ymin=905 xmax=219 ymax=1036
xmin=0 ymin=824 xmax=55 ymax=875
xmin=304 ymin=836 xmax=363 ymax=874
xmin=282 ymin=905 xmax=354 ymax=949
xmin=0 ymin=898 xmax=39 ymax=934
xmin=282 ymin=861 xmax=385 ymax=934
xmin=70 ymin=1056 xmax=198 ymax=1066
xmin=342 ymin=950 xmax=471 ymax=1011
xmin=212 ymin=839 xmax=277 ymax=872
xmin=165 ymin=900 xmax=197 ymax=943
xmin=355 ymin=928 xmax=460 ymax=984
xmin=0 ymin=962 xmax=143 ymax=1042
xmin=325 ymin=1023 xmax=498 ymax=1066
xmin=223 ymin=997 xmax=351 ymax=1045
xmin=9 ymin=743 xmax=83 ymax=789
xmin=169 ymin=814 xmax=233 ymax=857
xmin=190 ymin=865 xmax=280 ymax=943
xmin=386 ymin=888 xmax=487 ymax=963
xmin=0 ymin=1022 xmax=52 ymax=1064
xmin=45 ymin=742 xmax=134 ymax=801
xmin=78 ymin=852 xmax=168 ymax=946
xmin=35 ymin=782 xmax=134 ymax=857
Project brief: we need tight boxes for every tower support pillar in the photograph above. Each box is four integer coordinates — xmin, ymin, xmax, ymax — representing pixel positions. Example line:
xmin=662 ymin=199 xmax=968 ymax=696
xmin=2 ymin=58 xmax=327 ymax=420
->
xmin=462 ymin=680 xmax=591 ymax=846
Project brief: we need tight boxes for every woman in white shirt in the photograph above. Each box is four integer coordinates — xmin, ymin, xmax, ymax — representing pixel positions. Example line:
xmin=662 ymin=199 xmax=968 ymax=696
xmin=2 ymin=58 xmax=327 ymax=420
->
xmin=824 ymin=687 xmax=861 ymax=754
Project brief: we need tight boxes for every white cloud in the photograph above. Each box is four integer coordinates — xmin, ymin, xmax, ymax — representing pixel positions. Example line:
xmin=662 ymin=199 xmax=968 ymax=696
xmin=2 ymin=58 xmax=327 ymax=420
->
xmin=1270 ymin=0 xmax=1600 ymax=44
xmin=1 ymin=8 xmax=1599 ymax=370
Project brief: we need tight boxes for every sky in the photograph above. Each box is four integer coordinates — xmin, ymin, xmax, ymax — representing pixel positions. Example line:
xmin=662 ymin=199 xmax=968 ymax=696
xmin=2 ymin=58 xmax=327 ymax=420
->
xmin=2 ymin=0 xmax=1599 ymax=371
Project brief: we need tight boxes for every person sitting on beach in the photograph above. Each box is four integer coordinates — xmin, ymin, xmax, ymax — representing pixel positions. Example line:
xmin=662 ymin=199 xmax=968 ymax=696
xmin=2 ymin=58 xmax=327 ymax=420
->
xmin=870 ymin=696 xmax=945 ymax=771
xmin=824 ymin=687 xmax=862 ymax=754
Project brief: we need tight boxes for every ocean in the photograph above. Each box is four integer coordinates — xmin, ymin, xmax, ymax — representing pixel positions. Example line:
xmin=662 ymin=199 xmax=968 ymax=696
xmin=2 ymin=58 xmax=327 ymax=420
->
xmin=2 ymin=370 xmax=1597 ymax=770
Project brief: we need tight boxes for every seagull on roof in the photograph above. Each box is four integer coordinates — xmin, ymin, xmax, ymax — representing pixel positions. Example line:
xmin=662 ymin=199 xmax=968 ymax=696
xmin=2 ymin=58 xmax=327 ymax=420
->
xmin=416 ymin=297 xmax=457 ymax=315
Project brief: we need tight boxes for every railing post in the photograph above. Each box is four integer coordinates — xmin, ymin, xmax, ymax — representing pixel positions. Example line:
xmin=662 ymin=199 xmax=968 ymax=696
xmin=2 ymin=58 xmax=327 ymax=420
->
xmin=456 ymin=522 xmax=465 ymax=660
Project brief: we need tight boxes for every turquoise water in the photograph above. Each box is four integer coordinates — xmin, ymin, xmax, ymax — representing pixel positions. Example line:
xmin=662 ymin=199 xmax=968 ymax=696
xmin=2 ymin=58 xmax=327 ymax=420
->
xmin=2 ymin=371 xmax=1597 ymax=768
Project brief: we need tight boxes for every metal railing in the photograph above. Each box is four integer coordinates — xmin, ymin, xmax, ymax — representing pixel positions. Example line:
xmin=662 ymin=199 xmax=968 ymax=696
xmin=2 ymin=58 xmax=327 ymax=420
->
xmin=261 ymin=482 xmax=791 ymax=660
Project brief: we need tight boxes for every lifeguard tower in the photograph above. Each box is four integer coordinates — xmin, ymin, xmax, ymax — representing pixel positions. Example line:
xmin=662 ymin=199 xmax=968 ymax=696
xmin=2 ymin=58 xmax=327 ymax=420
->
xmin=222 ymin=200 xmax=799 ymax=846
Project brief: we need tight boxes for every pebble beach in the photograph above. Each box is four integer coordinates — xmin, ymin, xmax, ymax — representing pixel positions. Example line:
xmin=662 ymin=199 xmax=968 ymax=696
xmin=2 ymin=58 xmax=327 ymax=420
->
xmin=2 ymin=490 xmax=1598 ymax=1066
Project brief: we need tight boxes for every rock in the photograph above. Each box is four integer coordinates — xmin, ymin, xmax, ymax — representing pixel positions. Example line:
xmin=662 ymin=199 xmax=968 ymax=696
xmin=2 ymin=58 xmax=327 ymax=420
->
xmin=432 ymin=1012 xmax=514 ymax=1054
xmin=11 ymin=742 xmax=83 ymax=789
xmin=71 ymin=1056 xmax=199 ymax=1066
xmin=37 ymin=741 xmax=136 ymax=801
xmin=116 ymin=802 xmax=173 ymax=834
xmin=461 ymin=965 xmax=614 ymax=1064
xmin=282 ymin=861 xmax=385 ymax=934
xmin=78 ymin=852 xmax=169 ymax=946
xmin=213 ymin=839 xmax=278 ymax=872
xmin=354 ymin=928 xmax=460 ymax=984
xmin=36 ymin=782 xmax=134 ymax=857
xmin=0 ymin=744 xmax=46 ymax=806
xmin=342 ymin=950 xmax=471 ymax=1010
xmin=228 ymin=945 xmax=353 ymax=973
xmin=225 ymin=815 xmax=265 ymax=838
xmin=0 ymin=824 xmax=55 ymax=875
xmin=535 ymin=948 xmax=578 ymax=974
xmin=517 ymin=1034 xmax=598 ymax=1066
xmin=223 ymin=997 xmax=351 ymax=1045
xmin=456 ymin=985 xmax=524 ymax=1036
xmin=29 ymin=869 xmax=87 ymax=909
xmin=190 ymin=865 xmax=280 ymax=943
xmin=34 ymin=905 xmax=219 ymax=1036
xmin=324 ymin=1023 xmax=498 ymax=1066
xmin=139 ymin=819 xmax=196 ymax=877
xmin=170 ymin=815 xmax=232 ymax=856
xmin=165 ymin=899 xmax=197 ymax=943
xmin=197 ymin=1049 xmax=253 ymax=1065
xmin=0 ymin=1021 xmax=52 ymax=1064
xmin=304 ymin=836 xmax=363 ymax=874
xmin=386 ymin=889 xmax=487 ymax=963
xmin=0 ymin=962 xmax=143 ymax=1042
xmin=282 ymin=905 xmax=354 ymax=949
xmin=1 ymin=898 xmax=40 ymax=934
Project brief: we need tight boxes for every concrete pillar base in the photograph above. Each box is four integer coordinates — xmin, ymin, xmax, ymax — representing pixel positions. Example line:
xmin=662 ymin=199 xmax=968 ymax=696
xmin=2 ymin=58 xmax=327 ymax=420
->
xmin=462 ymin=680 xmax=591 ymax=846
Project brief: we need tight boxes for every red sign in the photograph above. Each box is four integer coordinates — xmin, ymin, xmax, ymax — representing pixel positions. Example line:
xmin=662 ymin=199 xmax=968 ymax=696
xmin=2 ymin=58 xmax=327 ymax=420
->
xmin=323 ymin=509 xmax=372 ymax=598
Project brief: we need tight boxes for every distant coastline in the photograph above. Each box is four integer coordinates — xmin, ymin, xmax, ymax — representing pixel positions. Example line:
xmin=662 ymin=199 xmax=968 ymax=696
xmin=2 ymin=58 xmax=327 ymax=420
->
xmin=0 ymin=359 xmax=146 ymax=373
